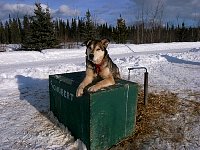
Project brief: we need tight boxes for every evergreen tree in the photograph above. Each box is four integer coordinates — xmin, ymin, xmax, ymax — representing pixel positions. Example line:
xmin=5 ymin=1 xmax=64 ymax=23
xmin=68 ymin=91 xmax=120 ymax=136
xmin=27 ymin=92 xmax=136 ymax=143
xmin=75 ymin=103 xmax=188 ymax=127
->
xmin=0 ymin=21 xmax=6 ymax=44
xmin=114 ymin=15 xmax=128 ymax=43
xmin=4 ymin=21 xmax=10 ymax=44
xmin=60 ymin=19 xmax=66 ymax=42
xmin=17 ymin=17 xmax=23 ymax=43
xmin=22 ymin=3 xmax=58 ymax=51
xmin=70 ymin=18 xmax=77 ymax=41
xmin=54 ymin=19 xmax=66 ymax=43
xmin=77 ymin=18 xmax=83 ymax=41
xmin=22 ymin=15 xmax=30 ymax=44
xmin=65 ymin=19 xmax=70 ymax=41
xmin=81 ymin=10 xmax=96 ymax=40
xmin=10 ymin=18 xmax=21 ymax=43
xmin=2 ymin=9 xmax=200 ymax=45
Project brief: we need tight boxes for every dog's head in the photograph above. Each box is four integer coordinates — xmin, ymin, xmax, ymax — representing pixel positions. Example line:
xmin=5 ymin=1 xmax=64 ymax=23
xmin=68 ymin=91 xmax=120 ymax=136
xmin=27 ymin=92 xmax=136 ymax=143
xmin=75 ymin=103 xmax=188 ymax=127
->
xmin=84 ymin=39 xmax=109 ymax=64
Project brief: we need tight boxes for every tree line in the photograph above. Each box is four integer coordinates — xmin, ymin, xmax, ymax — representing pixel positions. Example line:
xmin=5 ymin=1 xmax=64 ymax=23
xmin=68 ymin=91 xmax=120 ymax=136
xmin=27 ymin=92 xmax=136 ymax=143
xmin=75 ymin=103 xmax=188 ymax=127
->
xmin=0 ymin=3 xmax=200 ymax=50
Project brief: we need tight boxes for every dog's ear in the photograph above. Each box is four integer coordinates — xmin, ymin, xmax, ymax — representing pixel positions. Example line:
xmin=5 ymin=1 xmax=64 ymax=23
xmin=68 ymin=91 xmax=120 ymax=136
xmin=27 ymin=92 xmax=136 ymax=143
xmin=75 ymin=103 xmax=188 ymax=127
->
xmin=101 ymin=39 xmax=110 ymax=48
xmin=83 ymin=39 xmax=92 ymax=47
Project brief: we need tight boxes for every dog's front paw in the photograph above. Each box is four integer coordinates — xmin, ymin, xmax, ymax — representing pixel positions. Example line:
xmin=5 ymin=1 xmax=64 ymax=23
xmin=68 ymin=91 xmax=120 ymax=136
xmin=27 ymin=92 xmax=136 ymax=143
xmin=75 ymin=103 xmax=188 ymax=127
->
xmin=76 ymin=87 xmax=84 ymax=97
xmin=88 ymin=85 xmax=100 ymax=92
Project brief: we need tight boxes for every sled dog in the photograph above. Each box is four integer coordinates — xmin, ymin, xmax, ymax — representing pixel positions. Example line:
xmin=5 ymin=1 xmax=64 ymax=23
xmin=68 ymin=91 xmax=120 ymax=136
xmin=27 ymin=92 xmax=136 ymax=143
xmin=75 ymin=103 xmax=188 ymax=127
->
xmin=76 ymin=39 xmax=120 ymax=97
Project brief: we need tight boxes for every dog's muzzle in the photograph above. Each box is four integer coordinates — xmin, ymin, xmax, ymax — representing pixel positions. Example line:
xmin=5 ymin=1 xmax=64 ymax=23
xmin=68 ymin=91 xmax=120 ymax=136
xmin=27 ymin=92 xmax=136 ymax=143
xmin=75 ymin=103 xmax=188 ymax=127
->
xmin=89 ymin=54 xmax=94 ymax=60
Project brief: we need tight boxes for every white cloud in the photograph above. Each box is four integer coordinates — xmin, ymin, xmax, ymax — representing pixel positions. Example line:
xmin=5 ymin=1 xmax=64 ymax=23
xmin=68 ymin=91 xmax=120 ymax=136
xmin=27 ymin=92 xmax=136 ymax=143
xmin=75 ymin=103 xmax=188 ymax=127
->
xmin=3 ymin=3 xmax=33 ymax=13
xmin=53 ymin=5 xmax=80 ymax=17
xmin=95 ymin=18 xmax=107 ymax=25
xmin=0 ymin=3 xmax=34 ymax=20
xmin=40 ymin=4 xmax=49 ymax=11
xmin=0 ymin=3 xmax=80 ymax=21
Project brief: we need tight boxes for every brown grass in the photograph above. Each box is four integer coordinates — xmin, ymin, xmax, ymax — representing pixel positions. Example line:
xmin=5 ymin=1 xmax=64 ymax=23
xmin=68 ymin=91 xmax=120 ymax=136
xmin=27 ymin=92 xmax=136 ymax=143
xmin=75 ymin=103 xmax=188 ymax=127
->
xmin=109 ymin=90 xmax=200 ymax=150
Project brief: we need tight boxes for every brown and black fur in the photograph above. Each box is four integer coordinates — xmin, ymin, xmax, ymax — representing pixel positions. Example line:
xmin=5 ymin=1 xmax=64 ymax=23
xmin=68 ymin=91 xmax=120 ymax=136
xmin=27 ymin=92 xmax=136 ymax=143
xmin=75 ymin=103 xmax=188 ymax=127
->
xmin=76 ymin=39 xmax=120 ymax=97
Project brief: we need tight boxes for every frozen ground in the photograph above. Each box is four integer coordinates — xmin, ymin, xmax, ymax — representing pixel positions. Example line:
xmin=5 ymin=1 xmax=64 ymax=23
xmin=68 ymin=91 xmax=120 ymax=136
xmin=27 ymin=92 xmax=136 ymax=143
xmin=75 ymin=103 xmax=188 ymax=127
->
xmin=0 ymin=42 xmax=200 ymax=149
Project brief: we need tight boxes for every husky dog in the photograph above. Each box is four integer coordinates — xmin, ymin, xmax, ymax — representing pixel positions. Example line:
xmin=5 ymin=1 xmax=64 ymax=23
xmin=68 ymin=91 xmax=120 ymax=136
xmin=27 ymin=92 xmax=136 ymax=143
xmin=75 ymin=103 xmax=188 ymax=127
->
xmin=76 ymin=39 xmax=120 ymax=97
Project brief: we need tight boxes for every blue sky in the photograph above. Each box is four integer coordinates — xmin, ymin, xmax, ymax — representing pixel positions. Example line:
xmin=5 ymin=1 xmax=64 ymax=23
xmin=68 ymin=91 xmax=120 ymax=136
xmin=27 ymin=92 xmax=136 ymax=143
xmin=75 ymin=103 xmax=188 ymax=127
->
xmin=0 ymin=0 xmax=200 ymax=26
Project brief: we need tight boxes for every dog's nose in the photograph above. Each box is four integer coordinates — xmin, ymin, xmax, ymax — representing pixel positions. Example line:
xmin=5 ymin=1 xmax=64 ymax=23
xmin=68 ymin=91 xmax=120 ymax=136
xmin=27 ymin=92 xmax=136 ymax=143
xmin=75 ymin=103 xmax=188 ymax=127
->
xmin=89 ymin=54 xmax=94 ymax=60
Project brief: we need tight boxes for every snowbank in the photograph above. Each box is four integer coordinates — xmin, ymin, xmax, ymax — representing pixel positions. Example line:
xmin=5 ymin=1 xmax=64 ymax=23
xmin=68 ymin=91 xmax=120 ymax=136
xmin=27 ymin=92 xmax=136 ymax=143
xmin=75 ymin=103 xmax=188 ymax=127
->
xmin=0 ymin=42 xmax=200 ymax=149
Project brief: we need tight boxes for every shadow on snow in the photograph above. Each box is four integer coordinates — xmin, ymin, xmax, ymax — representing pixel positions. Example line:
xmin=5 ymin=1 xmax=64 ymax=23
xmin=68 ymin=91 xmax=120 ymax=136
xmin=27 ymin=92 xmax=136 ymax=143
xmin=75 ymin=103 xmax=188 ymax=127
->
xmin=15 ymin=75 xmax=49 ymax=112
xmin=161 ymin=55 xmax=200 ymax=66
xmin=15 ymin=75 xmax=77 ymax=147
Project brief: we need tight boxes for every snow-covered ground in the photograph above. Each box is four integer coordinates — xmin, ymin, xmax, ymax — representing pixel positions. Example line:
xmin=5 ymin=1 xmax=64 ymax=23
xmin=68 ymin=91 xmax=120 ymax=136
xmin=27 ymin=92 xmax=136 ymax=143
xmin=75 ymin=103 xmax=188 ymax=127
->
xmin=0 ymin=42 xmax=200 ymax=149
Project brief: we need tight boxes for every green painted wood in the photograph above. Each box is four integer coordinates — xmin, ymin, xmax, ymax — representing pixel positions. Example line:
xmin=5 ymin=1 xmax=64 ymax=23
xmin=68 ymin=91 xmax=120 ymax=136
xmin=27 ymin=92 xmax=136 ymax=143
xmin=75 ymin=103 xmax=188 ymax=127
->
xmin=49 ymin=71 xmax=138 ymax=150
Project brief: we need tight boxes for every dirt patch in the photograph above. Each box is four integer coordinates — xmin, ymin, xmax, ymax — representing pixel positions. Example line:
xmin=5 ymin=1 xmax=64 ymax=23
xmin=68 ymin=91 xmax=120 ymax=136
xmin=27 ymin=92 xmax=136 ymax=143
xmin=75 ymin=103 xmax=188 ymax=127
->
xmin=110 ymin=91 xmax=200 ymax=150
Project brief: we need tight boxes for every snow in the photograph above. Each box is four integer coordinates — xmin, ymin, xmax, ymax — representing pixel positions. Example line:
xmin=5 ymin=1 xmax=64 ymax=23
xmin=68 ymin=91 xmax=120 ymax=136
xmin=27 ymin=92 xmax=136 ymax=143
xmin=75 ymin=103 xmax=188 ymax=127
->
xmin=0 ymin=42 xmax=200 ymax=149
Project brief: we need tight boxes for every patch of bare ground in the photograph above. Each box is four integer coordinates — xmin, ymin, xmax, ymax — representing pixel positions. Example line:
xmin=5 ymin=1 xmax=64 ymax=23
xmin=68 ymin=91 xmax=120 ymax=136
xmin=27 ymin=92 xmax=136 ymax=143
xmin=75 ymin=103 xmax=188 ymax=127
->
xmin=110 ymin=91 xmax=200 ymax=150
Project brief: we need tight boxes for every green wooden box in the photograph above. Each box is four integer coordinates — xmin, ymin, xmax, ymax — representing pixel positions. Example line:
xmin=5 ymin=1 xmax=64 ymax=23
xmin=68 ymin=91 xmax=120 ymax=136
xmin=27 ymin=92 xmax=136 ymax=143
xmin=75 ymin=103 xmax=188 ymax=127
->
xmin=49 ymin=71 xmax=138 ymax=150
